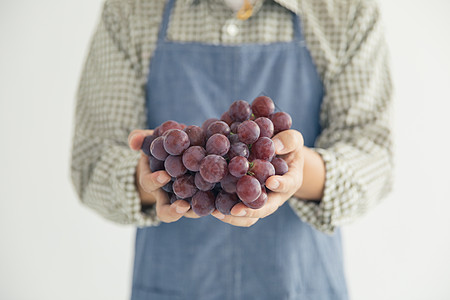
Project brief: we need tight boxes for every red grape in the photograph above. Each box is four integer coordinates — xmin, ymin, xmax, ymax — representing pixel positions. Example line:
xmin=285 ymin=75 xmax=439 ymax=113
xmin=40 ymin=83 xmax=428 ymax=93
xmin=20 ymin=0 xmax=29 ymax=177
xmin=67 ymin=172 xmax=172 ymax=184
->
xmin=228 ymin=142 xmax=249 ymax=160
xmin=164 ymin=155 xmax=187 ymax=178
xmin=173 ymin=174 xmax=197 ymax=199
xmin=254 ymin=117 xmax=274 ymax=138
xmin=169 ymin=193 xmax=178 ymax=204
xmin=149 ymin=155 xmax=165 ymax=172
xmin=228 ymin=133 xmax=240 ymax=144
xmin=150 ymin=136 xmax=169 ymax=161
xmin=271 ymin=157 xmax=289 ymax=175
xmin=199 ymin=155 xmax=228 ymax=183
xmin=160 ymin=120 xmax=184 ymax=134
xmin=220 ymin=111 xmax=233 ymax=126
xmin=244 ymin=187 xmax=267 ymax=209
xmin=220 ymin=173 xmax=239 ymax=194
xmin=182 ymin=146 xmax=206 ymax=172
xmin=230 ymin=122 xmax=241 ymax=134
xmin=270 ymin=112 xmax=292 ymax=134
xmin=215 ymin=191 xmax=239 ymax=215
xmin=202 ymin=118 xmax=219 ymax=132
xmin=206 ymin=134 xmax=230 ymax=156
xmin=238 ymin=120 xmax=260 ymax=145
xmin=141 ymin=135 xmax=157 ymax=156
xmin=163 ymin=129 xmax=190 ymax=155
xmin=229 ymin=100 xmax=252 ymax=122
xmin=236 ymin=175 xmax=261 ymax=203
xmin=194 ymin=172 xmax=215 ymax=191
xmin=184 ymin=125 xmax=206 ymax=147
xmin=251 ymin=96 xmax=275 ymax=117
xmin=228 ymin=156 xmax=249 ymax=178
xmin=252 ymin=137 xmax=275 ymax=161
xmin=162 ymin=180 xmax=173 ymax=193
xmin=191 ymin=191 xmax=216 ymax=216
xmin=207 ymin=121 xmax=230 ymax=138
xmin=248 ymin=159 xmax=275 ymax=184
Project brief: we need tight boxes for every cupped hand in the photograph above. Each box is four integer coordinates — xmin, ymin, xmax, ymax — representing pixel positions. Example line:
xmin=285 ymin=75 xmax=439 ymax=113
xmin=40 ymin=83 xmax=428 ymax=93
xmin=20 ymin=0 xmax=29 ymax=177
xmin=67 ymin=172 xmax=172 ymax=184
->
xmin=128 ymin=129 xmax=200 ymax=222
xmin=211 ymin=129 xmax=304 ymax=226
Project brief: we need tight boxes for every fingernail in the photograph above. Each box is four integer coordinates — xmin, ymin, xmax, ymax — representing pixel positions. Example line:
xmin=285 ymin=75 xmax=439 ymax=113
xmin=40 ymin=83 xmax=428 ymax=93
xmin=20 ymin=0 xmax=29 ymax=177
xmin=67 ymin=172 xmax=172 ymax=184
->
xmin=273 ymin=138 xmax=284 ymax=152
xmin=176 ymin=205 xmax=189 ymax=214
xmin=157 ymin=174 xmax=169 ymax=184
xmin=236 ymin=210 xmax=247 ymax=217
xmin=215 ymin=213 xmax=225 ymax=219
xmin=268 ymin=179 xmax=280 ymax=190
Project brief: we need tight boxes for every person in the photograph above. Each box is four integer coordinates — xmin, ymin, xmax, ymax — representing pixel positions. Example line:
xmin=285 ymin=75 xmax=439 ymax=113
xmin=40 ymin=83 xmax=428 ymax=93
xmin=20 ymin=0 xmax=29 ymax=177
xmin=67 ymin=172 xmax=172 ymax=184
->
xmin=71 ymin=0 xmax=393 ymax=299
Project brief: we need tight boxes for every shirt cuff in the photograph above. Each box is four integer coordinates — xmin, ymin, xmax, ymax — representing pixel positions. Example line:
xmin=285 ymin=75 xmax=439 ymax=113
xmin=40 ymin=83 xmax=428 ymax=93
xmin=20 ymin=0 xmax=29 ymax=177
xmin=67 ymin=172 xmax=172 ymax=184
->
xmin=288 ymin=148 xmax=360 ymax=234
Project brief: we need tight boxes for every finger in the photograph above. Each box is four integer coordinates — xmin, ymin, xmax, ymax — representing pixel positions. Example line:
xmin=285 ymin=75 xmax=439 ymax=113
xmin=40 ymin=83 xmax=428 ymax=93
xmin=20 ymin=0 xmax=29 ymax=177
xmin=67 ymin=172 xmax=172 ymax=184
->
xmin=156 ymin=198 xmax=190 ymax=223
xmin=265 ymin=152 xmax=304 ymax=194
xmin=272 ymin=129 xmax=304 ymax=155
xmin=184 ymin=209 xmax=201 ymax=219
xmin=138 ymin=155 xmax=171 ymax=193
xmin=229 ymin=194 xmax=283 ymax=219
xmin=211 ymin=210 xmax=259 ymax=227
xmin=128 ymin=129 xmax=155 ymax=150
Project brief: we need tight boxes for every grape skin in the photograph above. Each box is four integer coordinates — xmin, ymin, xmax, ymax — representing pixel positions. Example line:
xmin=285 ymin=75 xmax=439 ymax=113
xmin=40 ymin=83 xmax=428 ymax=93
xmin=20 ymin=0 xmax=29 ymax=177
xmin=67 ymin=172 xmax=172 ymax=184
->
xmin=164 ymin=155 xmax=187 ymax=178
xmin=228 ymin=156 xmax=249 ymax=178
xmin=220 ymin=111 xmax=233 ymax=126
xmin=248 ymin=159 xmax=275 ymax=184
xmin=252 ymin=137 xmax=275 ymax=161
xmin=191 ymin=191 xmax=216 ymax=216
xmin=230 ymin=122 xmax=241 ymax=134
xmin=184 ymin=125 xmax=206 ymax=147
xmin=228 ymin=133 xmax=240 ymax=144
xmin=228 ymin=100 xmax=252 ymax=122
xmin=228 ymin=142 xmax=249 ymax=160
xmin=163 ymin=129 xmax=190 ymax=155
xmin=205 ymin=133 xmax=230 ymax=156
xmin=270 ymin=112 xmax=292 ymax=134
xmin=160 ymin=120 xmax=184 ymax=135
xmin=202 ymin=118 xmax=219 ymax=132
xmin=271 ymin=157 xmax=289 ymax=175
xmin=251 ymin=96 xmax=275 ymax=117
xmin=199 ymin=155 xmax=228 ymax=183
xmin=162 ymin=180 xmax=173 ymax=193
xmin=244 ymin=187 xmax=267 ymax=209
xmin=254 ymin=117 xmax=274 ymax=138
xmin=182 ymin=146 xmax=206 ymax=172
xmin=173 ymin=175 xmax=198 ymax=199
xmin=207 ymin=121 xmax=231 ymax=139
xmin=237 ymin=120 xmax=260 ymax=145
xmin=220 ymin=173 xmax=239 ymax=194
xmin=141 ymin=135 xmax=157 ymax=156
xmin=236 ymin=175 xmax=262 ymax=203
xmin=194 ymin=172 xmax=215 ymax=191
xmin=150 ymin=136 xmax=169 ymax=161
xmin=149 ymin=155 xmax=165 ymax=172
xmin=215 ymin=191 xmax=239 ymax=215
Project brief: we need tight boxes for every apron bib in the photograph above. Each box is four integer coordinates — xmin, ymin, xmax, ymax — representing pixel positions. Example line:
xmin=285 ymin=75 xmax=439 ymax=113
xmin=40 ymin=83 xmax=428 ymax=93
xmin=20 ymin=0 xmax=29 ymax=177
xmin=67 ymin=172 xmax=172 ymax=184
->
xmin=132 ymin=1 xmax=348 ymax=299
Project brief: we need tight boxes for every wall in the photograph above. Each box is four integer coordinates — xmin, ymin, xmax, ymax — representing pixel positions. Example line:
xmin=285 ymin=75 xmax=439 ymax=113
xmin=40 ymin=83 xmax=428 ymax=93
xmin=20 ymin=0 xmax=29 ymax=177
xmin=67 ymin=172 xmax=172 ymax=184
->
xmin=1 ymin=0 xmax=449 ymax=299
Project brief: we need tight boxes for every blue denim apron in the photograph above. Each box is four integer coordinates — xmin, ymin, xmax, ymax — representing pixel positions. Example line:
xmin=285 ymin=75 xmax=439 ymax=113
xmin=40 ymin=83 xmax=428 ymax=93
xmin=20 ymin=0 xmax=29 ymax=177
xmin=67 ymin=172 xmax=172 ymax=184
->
xmin=132 ymin=0 xmax=348 ymax=299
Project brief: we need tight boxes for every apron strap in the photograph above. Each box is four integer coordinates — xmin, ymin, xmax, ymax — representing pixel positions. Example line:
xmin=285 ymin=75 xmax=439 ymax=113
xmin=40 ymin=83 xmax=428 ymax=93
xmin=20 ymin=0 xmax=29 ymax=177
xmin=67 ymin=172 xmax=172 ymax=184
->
xmin=157 ymin=0 xmax=176 ymax=43
xmin=158 ymin=0 xmax=305 ymax=44
xmin=292 ymin=13 xmax=305 ymax=43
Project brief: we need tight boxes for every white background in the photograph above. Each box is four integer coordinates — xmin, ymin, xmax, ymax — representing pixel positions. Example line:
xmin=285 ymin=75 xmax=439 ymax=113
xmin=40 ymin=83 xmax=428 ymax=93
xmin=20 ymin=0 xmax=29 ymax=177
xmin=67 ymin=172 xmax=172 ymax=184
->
xmin=1 ymin=0 xmax=449 ymax=299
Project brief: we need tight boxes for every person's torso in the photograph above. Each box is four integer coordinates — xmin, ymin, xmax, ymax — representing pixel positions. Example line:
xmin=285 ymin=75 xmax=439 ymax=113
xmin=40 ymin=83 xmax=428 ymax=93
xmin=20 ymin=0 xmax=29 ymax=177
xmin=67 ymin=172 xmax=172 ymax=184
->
xmin=132 ymin=1 xmax=348 ymax=299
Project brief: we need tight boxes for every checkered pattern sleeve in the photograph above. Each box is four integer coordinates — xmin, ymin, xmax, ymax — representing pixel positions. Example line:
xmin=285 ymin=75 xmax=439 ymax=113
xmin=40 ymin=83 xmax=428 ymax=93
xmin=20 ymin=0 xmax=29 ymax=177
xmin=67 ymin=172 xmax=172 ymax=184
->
xmin=70 ymin=1 xmax=161 ymax=226
xmin=288 ymin=0 xmax=393 ymax=233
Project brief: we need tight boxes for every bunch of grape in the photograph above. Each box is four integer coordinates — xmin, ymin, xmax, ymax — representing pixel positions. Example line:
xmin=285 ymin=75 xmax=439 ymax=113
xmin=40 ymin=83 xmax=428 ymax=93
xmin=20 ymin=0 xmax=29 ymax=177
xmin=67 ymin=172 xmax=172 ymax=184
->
xmin=141 ymin=96 xmax=292 ymax=217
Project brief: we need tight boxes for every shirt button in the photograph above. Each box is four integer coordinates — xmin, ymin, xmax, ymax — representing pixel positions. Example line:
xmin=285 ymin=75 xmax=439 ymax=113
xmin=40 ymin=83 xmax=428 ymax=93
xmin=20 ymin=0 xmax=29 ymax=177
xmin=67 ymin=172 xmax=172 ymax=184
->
xmin=226 ymin=23 xmax=239 ymax=37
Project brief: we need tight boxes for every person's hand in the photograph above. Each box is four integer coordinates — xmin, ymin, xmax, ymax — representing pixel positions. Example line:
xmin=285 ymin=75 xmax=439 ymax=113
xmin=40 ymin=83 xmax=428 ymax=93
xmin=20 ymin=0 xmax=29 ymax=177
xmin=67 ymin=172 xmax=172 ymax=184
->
xmin=128 ymin=129 xmax=200 ymax=222
xmin=211 ymin=129 xmax=304 ymax=227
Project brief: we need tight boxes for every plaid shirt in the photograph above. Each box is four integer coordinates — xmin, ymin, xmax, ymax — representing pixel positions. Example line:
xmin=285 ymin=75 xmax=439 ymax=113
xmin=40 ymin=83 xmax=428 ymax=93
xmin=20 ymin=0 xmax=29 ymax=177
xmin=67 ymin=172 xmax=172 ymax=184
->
xmin=71 ymin=0 xmax=393 ymax=233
